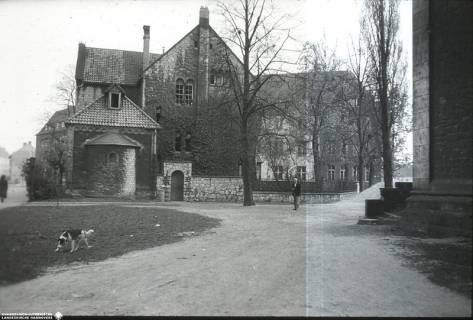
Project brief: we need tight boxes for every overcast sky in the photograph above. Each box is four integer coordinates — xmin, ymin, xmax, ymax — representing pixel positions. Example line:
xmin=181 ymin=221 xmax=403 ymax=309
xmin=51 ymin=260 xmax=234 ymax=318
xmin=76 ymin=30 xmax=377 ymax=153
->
xmin=0 ymin=0 xmax=412 ymax=155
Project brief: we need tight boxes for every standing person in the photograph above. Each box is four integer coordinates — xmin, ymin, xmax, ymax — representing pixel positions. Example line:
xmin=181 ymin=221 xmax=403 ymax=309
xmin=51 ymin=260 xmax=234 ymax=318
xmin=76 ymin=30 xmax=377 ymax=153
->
xmin=292 ymin=177 xmax=301 ymax=211
xmin=0 ymin=175 xmax=8 ymax=203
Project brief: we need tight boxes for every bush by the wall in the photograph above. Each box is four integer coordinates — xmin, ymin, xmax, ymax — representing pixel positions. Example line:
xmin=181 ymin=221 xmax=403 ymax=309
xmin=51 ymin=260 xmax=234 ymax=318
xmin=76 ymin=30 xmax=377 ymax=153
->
xmin=22 ymin=158 xmax=57 ymax=201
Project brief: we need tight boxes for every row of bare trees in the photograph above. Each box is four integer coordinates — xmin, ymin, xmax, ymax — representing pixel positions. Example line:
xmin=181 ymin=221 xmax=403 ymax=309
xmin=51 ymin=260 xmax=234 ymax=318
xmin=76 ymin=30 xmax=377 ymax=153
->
xmin=218 ymin=0 xmax=409 ymax=205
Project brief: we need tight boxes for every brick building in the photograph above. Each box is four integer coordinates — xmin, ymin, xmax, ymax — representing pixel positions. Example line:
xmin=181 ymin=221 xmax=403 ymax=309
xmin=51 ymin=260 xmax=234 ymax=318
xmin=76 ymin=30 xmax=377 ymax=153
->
xmin=406 ymin=0 xmax=472 ymax=235
xmin=257 ymin=72 xmax=381 ymax=190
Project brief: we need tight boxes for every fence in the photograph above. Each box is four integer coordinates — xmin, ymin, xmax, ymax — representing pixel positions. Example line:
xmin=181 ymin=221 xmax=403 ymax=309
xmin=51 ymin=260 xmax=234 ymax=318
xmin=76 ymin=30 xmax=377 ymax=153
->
xmin=253 ymin=180 xmax=356 ymax=193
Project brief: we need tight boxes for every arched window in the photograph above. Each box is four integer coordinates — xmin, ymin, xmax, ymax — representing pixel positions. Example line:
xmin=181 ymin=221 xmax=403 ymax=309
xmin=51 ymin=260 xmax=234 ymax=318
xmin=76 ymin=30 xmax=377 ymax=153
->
xmin=107 ymin=152 xmax=118 ymax=165
xmin=340 ymin=166 xmax=346 ymax=180
xmin=328 ymin=165 xmax=335 ymax=181
xmin=175 ymin=78 xmax=185 ymax=104
xmin=184 ymin=80 xmax=193 ymax=105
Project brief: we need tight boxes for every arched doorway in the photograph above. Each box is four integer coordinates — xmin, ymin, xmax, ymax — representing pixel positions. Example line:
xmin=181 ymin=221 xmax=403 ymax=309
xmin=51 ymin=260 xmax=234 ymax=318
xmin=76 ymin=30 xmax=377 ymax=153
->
xmin=171 ymin=170 xmax=184 ymax=201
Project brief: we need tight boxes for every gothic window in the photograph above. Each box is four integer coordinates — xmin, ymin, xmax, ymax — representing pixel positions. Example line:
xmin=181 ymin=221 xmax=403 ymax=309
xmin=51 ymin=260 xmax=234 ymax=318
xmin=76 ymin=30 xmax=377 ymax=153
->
xmin=340 ymin=166 xmax=346 ymax=180
xmin=353 ymin=166 xmax=358 ymax=180
xmin=297 ymin=141 xmax=307 ymax=156
xmin=297 ymin=166 xmax=307 ymax=181
xmin=328 ymin=165 xmax=335 ymax=181
xmin=272 ymin=165 xmax=283 ymax=181
xmin=175 ymin=78 xmax=185 ymax=104
xmin=184 ymin=80 xmax=193 ymax=105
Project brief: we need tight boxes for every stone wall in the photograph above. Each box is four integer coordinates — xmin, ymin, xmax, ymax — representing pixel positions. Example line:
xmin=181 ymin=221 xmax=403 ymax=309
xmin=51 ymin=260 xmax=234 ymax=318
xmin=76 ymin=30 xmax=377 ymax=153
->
xmin=155 ymin=173 xmax=344 ymax=204
xmin=189 ymin=176 xmax=243 ymax=202
xmin=86 ymin=145 xmax=136 ymax=197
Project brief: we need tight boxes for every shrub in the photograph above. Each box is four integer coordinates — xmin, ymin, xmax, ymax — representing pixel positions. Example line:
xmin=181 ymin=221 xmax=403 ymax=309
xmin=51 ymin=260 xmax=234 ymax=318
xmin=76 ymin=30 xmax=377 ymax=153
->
xmin=22 ymin=158 xmax=57 ymax=201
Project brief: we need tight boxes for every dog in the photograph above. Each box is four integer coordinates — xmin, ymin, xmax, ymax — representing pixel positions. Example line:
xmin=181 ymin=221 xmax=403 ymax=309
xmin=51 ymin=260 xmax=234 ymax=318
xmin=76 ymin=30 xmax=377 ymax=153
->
xmin=55 ymin=229 xmax=94 ymax=253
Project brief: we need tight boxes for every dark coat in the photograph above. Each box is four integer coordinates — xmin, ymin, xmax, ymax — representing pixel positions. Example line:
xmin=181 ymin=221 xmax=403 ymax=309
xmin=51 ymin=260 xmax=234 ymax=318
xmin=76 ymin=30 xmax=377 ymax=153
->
xmin=0 ymin=178 xmax=7 ymax=198
xmin=292 ymin=181 xmax=301 ymax=197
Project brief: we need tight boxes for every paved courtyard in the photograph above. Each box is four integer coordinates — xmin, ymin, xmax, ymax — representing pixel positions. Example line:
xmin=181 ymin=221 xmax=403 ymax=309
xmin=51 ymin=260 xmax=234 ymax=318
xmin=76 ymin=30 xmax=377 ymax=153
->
xmin=0 ymin=191 xmax=471 ymax=316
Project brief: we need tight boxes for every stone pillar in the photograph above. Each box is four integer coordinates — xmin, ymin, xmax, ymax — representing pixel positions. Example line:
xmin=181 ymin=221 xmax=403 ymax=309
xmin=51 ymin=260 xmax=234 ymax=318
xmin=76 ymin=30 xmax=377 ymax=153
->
xmin=405 ymin=0 xmax=472 ymax=236
xmin=412 ymin=0 xmax=430 ymax=190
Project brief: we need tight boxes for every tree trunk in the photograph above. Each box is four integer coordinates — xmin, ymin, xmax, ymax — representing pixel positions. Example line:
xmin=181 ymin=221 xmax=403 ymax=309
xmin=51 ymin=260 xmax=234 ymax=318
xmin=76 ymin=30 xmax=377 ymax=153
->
xmin=312 ymin=130 xmax=321 ymax=184
xmin=240 ymin=121 xmax=254 ymax=206
xmin=357 ymin=154 xmax=364 ymax=192
xmin=378 ymin=0 xmax=393 ymax=188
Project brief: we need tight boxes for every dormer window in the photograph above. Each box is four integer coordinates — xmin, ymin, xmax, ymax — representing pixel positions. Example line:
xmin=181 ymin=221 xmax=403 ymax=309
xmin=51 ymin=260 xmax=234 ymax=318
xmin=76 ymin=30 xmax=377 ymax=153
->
xmin=109 ymin=92 xmax=121 ymax=109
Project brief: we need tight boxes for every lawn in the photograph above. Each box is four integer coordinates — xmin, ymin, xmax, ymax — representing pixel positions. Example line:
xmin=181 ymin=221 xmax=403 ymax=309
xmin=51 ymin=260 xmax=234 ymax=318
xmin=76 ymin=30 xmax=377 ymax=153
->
xmin=0 ymin=204 xmax=220 ymax=286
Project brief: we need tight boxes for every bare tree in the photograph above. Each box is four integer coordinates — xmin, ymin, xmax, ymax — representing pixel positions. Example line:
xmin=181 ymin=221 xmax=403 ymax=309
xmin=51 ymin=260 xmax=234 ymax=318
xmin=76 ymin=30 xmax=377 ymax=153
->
xmin=338 ymin=37 xmax=375 ymax=191
xmin=362 ymin=0 xmax=404 ymax=188
xmin=52 ymin=64 xmax=77 ymax=115
xmin=298 ymin=40 xmax=343 ymax=184
xmin=218 ymin=0 xmax=292 ymax=205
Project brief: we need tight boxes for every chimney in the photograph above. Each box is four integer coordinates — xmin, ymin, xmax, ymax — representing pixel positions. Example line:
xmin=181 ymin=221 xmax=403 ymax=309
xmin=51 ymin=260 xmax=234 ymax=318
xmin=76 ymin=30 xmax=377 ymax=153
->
xmin=199 ymin=6 xmax=209 ymax=27
xmin=141 ymin=25 xmax=150 ymax=109
xmin=143 ymin=25 xmax=150 ymax=71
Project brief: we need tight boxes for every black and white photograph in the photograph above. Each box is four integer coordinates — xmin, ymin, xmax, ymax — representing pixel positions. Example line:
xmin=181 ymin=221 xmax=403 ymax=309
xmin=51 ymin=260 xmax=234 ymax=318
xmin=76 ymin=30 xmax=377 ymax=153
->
xmin=0 ymin=0 xmax=471 ymax=317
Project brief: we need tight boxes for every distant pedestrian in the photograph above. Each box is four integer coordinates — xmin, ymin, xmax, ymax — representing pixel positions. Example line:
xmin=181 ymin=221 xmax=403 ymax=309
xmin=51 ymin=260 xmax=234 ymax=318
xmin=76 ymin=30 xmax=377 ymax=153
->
xmin=0 ymin=175 xmax=8 ymax=203
xmin=292 ymin=177 xmax=301 ymax=211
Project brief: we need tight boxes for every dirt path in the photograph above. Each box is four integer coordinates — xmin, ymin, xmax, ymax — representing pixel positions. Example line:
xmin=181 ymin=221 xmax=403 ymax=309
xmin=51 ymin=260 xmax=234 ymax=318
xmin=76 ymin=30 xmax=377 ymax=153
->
xmin=0 ymin=200 xmax=471 ymax=316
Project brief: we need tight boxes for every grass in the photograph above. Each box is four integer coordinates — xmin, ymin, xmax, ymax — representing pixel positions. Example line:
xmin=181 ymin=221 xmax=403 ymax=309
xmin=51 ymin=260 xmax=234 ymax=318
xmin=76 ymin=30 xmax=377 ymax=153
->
xmin=0 ymin=204 xmax=220 ymax=286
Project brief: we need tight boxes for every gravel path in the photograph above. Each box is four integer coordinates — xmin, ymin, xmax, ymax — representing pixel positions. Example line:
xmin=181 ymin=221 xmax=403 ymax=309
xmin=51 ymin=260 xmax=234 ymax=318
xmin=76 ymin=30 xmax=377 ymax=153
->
xmin=0 ymin=196 xmax=471 ymax=316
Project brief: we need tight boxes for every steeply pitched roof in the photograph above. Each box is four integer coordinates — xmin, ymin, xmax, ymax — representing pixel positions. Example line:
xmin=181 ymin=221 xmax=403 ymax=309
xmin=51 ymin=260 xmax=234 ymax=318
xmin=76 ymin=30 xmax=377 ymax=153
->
xmin=84 ymin=132 xmax=143 ymax=148
xmin=37 ymin=109 xmax=70 ymax=135
xmin=66 ymin=93 xmax=160 ymax=129
xmin=76 ymin=44 xmax=161 ymax=86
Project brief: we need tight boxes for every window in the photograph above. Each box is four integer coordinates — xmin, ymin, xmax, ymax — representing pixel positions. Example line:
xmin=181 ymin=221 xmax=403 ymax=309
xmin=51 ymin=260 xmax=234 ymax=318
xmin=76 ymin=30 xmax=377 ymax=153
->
xmin=109 ymin=92 xmax=121 ymax=109
xmin=297 ymin=141 xmax=307 ymax=156
xmin=175 ymin=78 xmax=185 ymax=104
xmin=297 ymin=166 xmax=306 ymax=181
xmin=328 ymin=165 xmax=335 ymax=181
xmin=106 ymin=152 xmax=118 ymax=165
xmin=342 ymin=142 xmax=347 ymax=156
xmin=353 ymin=166 xmax=358 ymax=180
xmin=328 ymin=143 xmax=335 ymax=154
xmin=340 ymin=166 xmax=346 ymax=180
xmin=184 ymin=80 xmax=193 ymax=105
xmin=272 ymin=165 xmax=283 ymax=180
xmin=210 ymin=73 xmax=216 ymax=85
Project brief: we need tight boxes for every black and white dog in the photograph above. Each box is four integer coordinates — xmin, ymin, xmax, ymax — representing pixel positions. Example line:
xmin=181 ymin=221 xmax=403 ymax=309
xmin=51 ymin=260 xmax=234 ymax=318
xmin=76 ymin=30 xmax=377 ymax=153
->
xmin=55 ymin=229 xmax=94 ymax=253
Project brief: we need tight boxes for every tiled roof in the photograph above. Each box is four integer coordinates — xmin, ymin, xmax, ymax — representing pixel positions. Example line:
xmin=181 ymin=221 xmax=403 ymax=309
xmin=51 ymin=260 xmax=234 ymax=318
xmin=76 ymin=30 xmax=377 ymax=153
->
xmin=76 ymin=44 xmax=161 ymax=85
xmin=66 ymin=94 xmax=159 ymax=129
xmin=84 ymin=132 xmax=142 ymax=148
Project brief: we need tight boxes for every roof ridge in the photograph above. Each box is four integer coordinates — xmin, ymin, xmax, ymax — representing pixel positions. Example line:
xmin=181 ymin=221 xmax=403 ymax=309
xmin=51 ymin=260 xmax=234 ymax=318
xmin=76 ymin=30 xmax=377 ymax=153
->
xmin=85 ymin=45 xmax=161 ymax=56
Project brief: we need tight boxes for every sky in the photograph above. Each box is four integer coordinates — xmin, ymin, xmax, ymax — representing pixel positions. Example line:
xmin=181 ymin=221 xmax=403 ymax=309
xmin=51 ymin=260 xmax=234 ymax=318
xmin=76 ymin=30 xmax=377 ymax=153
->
xmin=0 ymin=0 xmax=412 ymax=155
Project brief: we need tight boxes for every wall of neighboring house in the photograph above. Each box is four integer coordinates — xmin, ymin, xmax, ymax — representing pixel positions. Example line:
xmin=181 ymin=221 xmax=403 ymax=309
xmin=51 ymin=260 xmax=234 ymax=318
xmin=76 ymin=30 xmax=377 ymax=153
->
xmin=144 ymin=24 xmax=242 ymax=176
